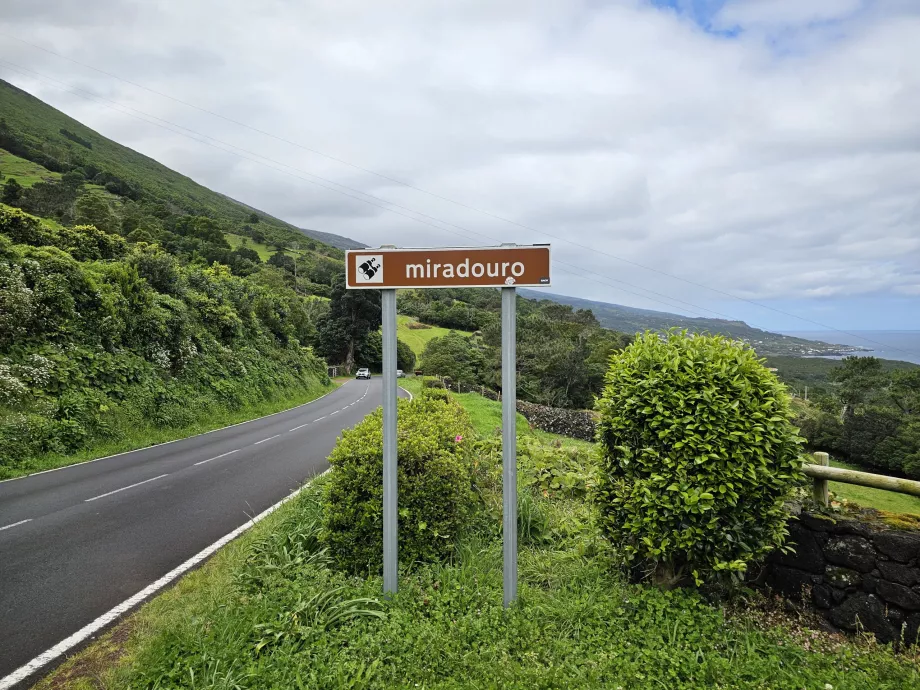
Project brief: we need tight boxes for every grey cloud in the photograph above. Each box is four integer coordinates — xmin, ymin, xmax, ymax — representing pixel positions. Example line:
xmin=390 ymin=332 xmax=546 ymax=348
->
xmin=1 ymin=0 xmax=918 ymax=328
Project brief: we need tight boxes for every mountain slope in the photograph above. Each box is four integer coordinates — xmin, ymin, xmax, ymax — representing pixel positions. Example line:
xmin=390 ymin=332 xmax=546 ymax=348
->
xmin=518 ymin=289 xmax=864 ymax=357
xmin=0 ymin=78 xmax=331 ymax=251
xmin=298 ymin=227 xmax=365 ymax=250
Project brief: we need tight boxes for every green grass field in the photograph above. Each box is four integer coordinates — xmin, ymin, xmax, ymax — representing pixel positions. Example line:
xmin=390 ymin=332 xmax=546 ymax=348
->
xmin=400 ymin=377 xmax=593 ymax=453
xmin=828 ymin=458 xmax=920 ymax=516
xmin=0 ymin=148 xmax=61 ymax=187
xmin=225 ymin=232 xmax=307 ymax=260
xmin=396 ymin=315 xmax=473 ymax=356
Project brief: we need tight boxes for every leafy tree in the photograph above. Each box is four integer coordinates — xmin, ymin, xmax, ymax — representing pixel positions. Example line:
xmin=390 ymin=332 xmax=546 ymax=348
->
xmin=832 ymin=357 xmax=888 ymax=407
xmin=61 ymin=170 xmax=85 ymax=186
xmin=420 ymin=332 xmax=483 ymax=383
xmin=595 ymin=331 xmax=804 ymax=588
xmin=350 ymin=332 xmax=415 ymax=372
xmin=315 ymin=274 xmax=381 ymax=371
xmin=267 ymin=251 xmax=295 ymax=273
xmin=2 ymin=178 xmax=24 ymax=205
xmin=20 ymin=180 xmax=79 ymax=221
xmin=172 ymin=216 xmax=228 ymax=248
xmin=74 ymin=194 xmax=118 ymax=235
xmin=397 ymin=338 xmax=416 ymax=371
xmin=299 ymin=253 xmax=340 ymax=285
xmin=798 ymin=357 xmax=920 ymax=478
xmin=233 ymin=246 xmax=261 ymax=264
xmin=248 ymin=212 xmax=259 ymax=224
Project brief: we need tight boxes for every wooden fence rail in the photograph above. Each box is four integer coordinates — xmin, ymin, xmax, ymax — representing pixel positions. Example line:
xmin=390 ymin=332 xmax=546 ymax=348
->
xmin=803 ymin=451 xmax=920 ymax=505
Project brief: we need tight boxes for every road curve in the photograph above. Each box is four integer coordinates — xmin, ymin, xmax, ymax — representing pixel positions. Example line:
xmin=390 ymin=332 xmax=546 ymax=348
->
xmin=0 ymin=378 xmax=403 ymax=684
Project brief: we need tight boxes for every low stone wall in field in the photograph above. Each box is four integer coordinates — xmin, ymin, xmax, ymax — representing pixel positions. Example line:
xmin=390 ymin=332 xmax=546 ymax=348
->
xmin=764 ymin=510 xmax=920 ymax=645
xmin=436 ymin=378 xmax=597 ymax=441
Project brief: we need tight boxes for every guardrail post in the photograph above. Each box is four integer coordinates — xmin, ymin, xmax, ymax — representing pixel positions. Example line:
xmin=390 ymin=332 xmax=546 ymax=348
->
xmin=813 ymin=451 xmax=829 ymax=507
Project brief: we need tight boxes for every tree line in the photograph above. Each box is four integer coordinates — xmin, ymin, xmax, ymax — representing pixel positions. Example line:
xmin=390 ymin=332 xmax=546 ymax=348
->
xmin=400 ymin=288 xmax=632 ymax=410
xmin=798 ymin=356 xmax=920 ymax=479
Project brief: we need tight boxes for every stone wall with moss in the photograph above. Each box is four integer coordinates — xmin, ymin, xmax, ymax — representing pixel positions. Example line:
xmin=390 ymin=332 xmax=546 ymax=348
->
xmin=765 ymin=510 xmax=920 ymax=645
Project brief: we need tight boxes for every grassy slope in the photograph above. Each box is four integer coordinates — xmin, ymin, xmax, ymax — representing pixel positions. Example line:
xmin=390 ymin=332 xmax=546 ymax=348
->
xmin=36 ymin=390 xmax=920 ymax=689
xmin=225 ymin=232 xmax=302 ymax=260
xmin=829 ymin=458 xmax=920 ymax=516
xmin=396 ymin=315 xmax=473 ymax=356
xmin=0 ymin=148 xmax=60 ymax=186
xmin=0 ymin=79 xmax=319 ymax=248
xmin=400 ymin=377 xmax=592 ymax=452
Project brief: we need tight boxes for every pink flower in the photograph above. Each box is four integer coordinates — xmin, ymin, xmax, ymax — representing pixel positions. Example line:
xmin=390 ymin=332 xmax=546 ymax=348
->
xmin=455 ymin=434 xmax=463 ymax=443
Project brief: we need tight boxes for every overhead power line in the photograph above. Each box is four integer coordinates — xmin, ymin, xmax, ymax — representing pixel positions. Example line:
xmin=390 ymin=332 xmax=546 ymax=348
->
xmin=0 ymin=55 xmax=916 ymax=359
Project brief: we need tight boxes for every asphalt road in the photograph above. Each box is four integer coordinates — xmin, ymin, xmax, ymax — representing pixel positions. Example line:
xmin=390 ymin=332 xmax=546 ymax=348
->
xmin=0 ymin=378 xmax=402 ymax=684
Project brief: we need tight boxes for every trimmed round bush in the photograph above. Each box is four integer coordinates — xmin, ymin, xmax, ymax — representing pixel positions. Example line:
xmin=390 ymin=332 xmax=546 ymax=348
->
xmin=594 ymin=331 xmax=804 ymax=587
xmin=323 ymin=396 xmax=475 ymax=574
xmin=419 ymin=386 xmax=452 ymax=403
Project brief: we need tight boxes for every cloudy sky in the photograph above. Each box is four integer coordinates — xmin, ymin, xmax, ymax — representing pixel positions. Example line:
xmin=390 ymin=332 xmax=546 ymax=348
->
xmin=1 ymin=0 xmax=918 ymax=337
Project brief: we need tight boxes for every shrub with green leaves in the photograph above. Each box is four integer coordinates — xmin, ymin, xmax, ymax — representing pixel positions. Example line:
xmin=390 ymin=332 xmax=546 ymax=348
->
xmin=594 ymin=330 xmax=804 ymax=588
xmin=419 ymin=386 xmax=452 ymax=403
xmin=322 ymin=396 xmax=475 ymax=574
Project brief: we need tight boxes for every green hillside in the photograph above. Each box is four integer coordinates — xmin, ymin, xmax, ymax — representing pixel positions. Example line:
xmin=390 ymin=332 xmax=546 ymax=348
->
xmin=0 ymin=148 xmax=61 ymax=187
xmin=396 ymin=315 xmax=473 ymax=356
xmin=0 ymin=79 xmax=318 ymax=249
xmin=0 ymin=80 xmax=356 ymax=478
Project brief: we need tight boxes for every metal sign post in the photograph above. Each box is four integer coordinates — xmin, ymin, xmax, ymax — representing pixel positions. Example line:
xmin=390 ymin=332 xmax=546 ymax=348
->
xmin=501 ymin=285 xmax=517 ymax=607
xmin=381 ymin=288 xmax=398 ymax=595
xmin=345 ymin=244 xmax=550 ymax=603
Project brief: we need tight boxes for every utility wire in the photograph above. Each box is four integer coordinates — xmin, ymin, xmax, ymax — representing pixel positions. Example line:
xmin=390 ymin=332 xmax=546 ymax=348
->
xmin=4 ymin=32 xmax=914 ymax=354
xmin=1 ymin=56 xmax=916 ymax=358
xmin=0 ymin=60 xmax=732 ymax=320
xmin=3 ymin=62 xmax=727 ymax=322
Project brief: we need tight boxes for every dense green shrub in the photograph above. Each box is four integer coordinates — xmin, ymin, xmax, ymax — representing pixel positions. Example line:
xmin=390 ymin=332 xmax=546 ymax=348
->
xmin=419 ymin=331 xmax=484 ymax=384
xmin=517 ymin=437 xmax=597 ymax=499
xmin=419 ymin=386 xmax=452 ymax=403
xmin=322 ymin=396 xmax=475 ymax=573
xmin=0 ymin=208 xmax=332 ymax=477
xmin=594 ymin=331 xmax=804 ymax=588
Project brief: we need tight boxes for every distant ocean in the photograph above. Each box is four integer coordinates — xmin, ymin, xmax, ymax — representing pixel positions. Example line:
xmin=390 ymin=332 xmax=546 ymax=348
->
xmin=782 ymin=331 xmax=920 ymax=365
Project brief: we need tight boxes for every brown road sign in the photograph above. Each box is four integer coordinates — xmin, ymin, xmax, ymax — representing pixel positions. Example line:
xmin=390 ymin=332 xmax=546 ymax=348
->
xmin=346 ymin=245 xmax=551 ymax=289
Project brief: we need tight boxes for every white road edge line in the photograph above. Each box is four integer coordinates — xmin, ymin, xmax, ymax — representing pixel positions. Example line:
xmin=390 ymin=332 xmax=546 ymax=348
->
xmin=0 ymin=382 xmax=349 ymax=485
xmin=252 ymin=434 xmax=280 ymax=445
xmin=193 ymin=450 xmax=239 ymax=466
xmin=0 ymin=470 xmax=331 ymax=690
xmin=0 ymin=519 xmax=32 ymax=532
xmin=84 ymin=474 xmax=169 ymax=503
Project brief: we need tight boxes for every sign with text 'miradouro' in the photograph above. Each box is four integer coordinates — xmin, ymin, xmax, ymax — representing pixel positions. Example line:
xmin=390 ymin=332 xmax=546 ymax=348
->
xmin=345 ymin=245 xmax=551 ymax=290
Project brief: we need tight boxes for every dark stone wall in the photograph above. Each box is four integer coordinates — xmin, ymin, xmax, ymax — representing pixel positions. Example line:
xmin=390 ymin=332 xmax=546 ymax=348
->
xmin=764 ymin=511 xmax=920 ymax=645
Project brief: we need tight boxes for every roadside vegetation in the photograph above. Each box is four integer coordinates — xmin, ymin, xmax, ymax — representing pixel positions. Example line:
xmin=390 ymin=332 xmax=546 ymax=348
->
xmin=0 ymin=206 xmax=332 ymax=479
xmin=37 ymin=336 xmax=920 ymax=689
